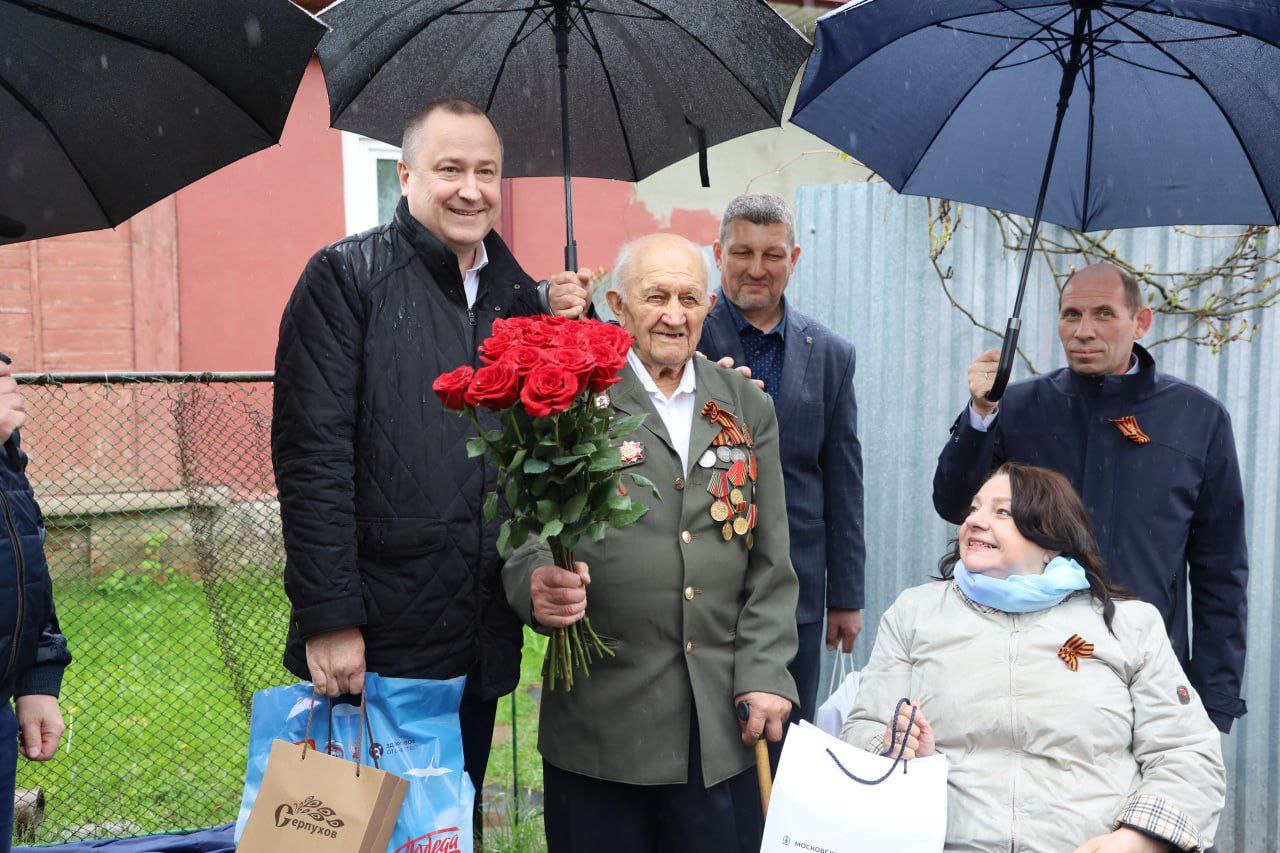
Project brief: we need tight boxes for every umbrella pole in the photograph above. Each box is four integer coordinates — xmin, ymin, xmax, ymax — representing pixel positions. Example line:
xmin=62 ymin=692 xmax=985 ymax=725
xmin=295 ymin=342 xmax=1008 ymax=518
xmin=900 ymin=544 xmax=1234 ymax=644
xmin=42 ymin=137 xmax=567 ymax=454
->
xmin=988 ymin=11 xmax=1089 ymax=402
xmin=554 ymin=6 xmax=579 ymax=273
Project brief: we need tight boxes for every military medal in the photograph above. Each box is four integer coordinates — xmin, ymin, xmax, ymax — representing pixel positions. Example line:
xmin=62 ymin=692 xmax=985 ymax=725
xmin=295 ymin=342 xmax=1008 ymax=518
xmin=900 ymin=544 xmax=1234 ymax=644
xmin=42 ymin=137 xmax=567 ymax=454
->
xmin=729 ymin=487 xmax=744 ymax=506
xmin=748 ymin=504 xmax=758 ymax=530
xmin=707 ymin=470 xmax=731 ymax=499
xmin=733 ymin=517 xmax=750 ymax=536
xmin=748 ymin=454 xmax=757 ymax=483
xmin=710 ymin=499 xmax=731 ymax=522
xmin=730 ymin=447 xmax=747 ymax=462
xmin=746 ymin=533 xmax=754 ymax=549
xmin=727 ymin=459 xmax=747 ymax=487
xmin=595 ymin=392 xmax=611 ymax=408
xmin=722 ymin=521 xmax=734 ymax=541
xmin=698 ymin=450 xmax=716 ymax=468
xmin=716 ymin=446 xmax=734 ymax=463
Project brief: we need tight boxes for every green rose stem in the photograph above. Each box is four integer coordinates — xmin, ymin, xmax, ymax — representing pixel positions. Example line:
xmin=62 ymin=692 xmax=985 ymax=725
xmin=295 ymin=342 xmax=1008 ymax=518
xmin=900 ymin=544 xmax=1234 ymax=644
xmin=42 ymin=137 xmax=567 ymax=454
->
xmin=546 ymin=539 xmax=613 ymax=691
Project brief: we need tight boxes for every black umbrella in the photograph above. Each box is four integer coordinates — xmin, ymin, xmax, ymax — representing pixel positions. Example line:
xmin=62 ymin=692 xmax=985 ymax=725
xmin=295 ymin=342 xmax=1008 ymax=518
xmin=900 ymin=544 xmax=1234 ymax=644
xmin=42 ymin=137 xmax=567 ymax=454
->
xmin=316 ymin=0 xmax=809 ymax=270
xmin=792 ymin=0 xmax=1280 ymax=401
xmin=0 ymin=0 xmax=326 ymax=246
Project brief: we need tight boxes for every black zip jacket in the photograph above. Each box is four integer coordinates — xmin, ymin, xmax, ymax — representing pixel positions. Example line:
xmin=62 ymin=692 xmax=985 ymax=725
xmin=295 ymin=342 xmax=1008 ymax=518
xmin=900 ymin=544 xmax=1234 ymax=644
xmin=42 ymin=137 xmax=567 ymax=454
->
xmin=272 ymin=199 xmax=541 ymax=700
xmin=0 ymin=428 xmax=70 ymax=699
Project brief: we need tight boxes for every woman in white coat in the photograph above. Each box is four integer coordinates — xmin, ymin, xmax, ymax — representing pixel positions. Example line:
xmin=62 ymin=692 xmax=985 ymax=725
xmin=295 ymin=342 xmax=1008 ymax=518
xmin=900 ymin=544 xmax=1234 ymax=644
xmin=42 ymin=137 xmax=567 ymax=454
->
xmin=842 ymin=462 xmax=1225 ymax=852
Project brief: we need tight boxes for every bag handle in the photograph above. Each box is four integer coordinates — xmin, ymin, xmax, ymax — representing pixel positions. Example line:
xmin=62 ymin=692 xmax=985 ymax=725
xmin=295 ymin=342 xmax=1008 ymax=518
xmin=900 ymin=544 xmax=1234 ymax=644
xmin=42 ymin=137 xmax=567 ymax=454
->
xmin=824 ymin=697 xmax=917 ymax=786
xmin=300 ymin=691 xmax=381 ymax=776
xmin=825 ymin=650 xmax=855 ymax=699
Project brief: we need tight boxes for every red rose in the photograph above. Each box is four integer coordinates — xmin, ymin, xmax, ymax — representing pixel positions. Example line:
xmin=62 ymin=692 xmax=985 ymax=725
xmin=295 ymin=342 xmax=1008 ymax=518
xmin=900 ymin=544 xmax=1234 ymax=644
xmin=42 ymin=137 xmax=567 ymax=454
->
xmin=479 ymin=321 xmax=520 ymax=364
xmin=518 ymin=321 xmax=556 ymax=348
xmin=433 ymin=365 xmax=475 ymax=410
xmin=544 ymin=347 xmax=595 ymax=393
xmin=521 ymin=364 xmax=581 ymax=418
xmin=500 ymin=344 xmax=547 ymax=376
xmin=551 ymin=325 xmax=589 ymax=349
xmin=587 ymin=321 xmax=633 ymax=359
xmin=465 ymin=360 xmax=521 ymax=410
xmin=585 ymin=342 xmax=628 ymax=392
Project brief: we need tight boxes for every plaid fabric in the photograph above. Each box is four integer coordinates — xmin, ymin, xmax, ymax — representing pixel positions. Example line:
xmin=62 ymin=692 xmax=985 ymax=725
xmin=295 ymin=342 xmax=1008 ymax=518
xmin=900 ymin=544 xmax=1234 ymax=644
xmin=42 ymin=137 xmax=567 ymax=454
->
xmin=1115 ymin=793 xmax=1204 ymax=851
xmin=866 ymin=733 xmax=887 ymax=755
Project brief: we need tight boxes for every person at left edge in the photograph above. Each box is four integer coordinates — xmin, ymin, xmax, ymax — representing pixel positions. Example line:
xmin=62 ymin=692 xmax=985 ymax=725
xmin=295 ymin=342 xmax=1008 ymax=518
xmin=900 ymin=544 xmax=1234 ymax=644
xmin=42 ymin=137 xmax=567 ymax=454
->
xmin=698 ymin=193 xmax=865 ymax=723
xmin=0 ymin=355 xmax=71 ymax=853
xmin=271 ymin=98 xmax=592 ymax=806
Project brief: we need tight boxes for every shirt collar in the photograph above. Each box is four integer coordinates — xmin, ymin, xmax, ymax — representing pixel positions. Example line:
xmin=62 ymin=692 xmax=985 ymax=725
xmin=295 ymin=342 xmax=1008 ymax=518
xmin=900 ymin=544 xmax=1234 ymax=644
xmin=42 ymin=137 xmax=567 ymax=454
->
xmin=627 ymin=351 xmax=696 ymax=398
xmin=466 ymin=239 xmax=490 ymax=276
xmin=723 ymin=293 xmax=786 ymax=339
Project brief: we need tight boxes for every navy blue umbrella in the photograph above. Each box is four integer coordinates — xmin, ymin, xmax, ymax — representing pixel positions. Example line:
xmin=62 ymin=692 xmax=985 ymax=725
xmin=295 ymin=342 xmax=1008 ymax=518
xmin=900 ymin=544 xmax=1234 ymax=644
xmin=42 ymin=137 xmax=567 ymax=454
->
xmin=791 ymin=0 xmax=1280 ymax=400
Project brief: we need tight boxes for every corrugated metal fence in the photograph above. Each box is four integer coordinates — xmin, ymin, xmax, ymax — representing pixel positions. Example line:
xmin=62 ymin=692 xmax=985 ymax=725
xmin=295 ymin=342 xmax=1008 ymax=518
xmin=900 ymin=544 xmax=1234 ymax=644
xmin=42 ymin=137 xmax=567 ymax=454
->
xmin=791 ymin=182 xmax=1279 ymax=851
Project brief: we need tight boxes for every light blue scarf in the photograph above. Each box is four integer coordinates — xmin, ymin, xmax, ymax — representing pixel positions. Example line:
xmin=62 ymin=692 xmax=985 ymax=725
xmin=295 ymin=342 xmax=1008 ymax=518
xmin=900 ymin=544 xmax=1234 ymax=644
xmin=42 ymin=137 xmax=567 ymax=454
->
xmin=954 ymin=556 xmax=1090 ymax=613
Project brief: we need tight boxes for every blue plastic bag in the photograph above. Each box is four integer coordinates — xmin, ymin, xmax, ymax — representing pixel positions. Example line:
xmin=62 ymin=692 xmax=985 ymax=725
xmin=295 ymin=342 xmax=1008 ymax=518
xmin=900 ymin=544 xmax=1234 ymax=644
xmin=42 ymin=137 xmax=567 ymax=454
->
xmin=235 ymin=673 xmax=474 ymax=853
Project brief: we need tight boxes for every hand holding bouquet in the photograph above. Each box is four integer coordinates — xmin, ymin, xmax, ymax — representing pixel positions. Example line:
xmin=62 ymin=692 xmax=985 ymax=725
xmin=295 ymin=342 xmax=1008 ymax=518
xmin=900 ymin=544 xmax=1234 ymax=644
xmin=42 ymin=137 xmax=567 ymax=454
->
xmin=433 ymin=316 xmax=658 ymax=690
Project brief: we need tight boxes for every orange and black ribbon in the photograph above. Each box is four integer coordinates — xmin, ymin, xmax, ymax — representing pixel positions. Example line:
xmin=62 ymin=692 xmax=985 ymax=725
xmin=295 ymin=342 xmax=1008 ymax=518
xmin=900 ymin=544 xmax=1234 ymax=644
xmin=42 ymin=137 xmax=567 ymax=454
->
xmin=702 ymin=401 xmax=748 ymax=447
xmin=1057 ymin=634 xmax=1095 ymax=671
xmin=1108 ymin=415 xmax=1150 ymax=445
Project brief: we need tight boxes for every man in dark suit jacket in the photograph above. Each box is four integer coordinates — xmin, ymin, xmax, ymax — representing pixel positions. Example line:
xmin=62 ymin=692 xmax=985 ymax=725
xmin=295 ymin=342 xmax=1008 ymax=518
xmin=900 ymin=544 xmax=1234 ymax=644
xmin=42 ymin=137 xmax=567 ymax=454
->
xmin=698 ymin=194 xmax=866 ymax=723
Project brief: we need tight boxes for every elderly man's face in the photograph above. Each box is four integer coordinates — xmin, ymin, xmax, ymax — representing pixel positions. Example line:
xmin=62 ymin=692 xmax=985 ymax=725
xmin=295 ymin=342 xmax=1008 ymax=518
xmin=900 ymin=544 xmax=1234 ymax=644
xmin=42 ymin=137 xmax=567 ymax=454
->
xmin=608 ymin=237 xmax=715 ymax=373
xmin=1057 ymin=266 xmax=1152 ymax=376
xmin=714 ymin=220 xmax=800 ymax=315
xmin=398 ymin=111 xmax=502 ymax=261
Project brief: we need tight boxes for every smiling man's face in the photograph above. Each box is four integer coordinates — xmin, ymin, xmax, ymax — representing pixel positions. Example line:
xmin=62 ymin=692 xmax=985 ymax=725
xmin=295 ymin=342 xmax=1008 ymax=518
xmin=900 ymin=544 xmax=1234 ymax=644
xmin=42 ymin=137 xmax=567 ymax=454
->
xmin=398 ymin=110 xmax=501 ymax=264
xmin=607 ymin=235 xmax=714 ymax=378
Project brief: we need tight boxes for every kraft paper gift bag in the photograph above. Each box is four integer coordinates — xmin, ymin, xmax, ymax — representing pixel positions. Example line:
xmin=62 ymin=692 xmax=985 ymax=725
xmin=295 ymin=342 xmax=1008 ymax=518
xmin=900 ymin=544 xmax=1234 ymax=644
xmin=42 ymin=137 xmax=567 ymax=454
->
xmin=240 ymin=697 xmax=408 ymax=853
xmin=761 ymin=719 xmax=948 ymax=853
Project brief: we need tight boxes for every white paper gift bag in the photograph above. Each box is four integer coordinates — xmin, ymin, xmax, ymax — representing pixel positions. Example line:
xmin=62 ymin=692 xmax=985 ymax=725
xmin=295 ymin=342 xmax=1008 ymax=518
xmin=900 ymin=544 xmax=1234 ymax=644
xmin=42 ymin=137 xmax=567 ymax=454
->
xmin=814 ymin=653 xmax=860 ymax=738
xmin=761 ymin=720 xmax=948 ymax=853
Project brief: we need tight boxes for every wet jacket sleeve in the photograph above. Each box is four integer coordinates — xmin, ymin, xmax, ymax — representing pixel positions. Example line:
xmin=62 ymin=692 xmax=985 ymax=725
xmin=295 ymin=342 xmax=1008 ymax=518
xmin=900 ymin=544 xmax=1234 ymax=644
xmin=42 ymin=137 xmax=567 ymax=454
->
xmin=821 ymin=345 xmax=866 ymax=611
xmin=933 ymin=407 xmax=1004 ymax=524
xmin=15 ymin=608 xmax=71 ymax=697
xmin=1121 ymin=603 xmax=1226 ymax=851
xmin=271 ymin=249 xmax=367 ymax=639
xmin=1183 ymin=408 xmax=1248 ymax=733
xmin=841 ymin=596 xmax=912 ymax=752
xmin=733 ymin=395 xmax=799 ymax=704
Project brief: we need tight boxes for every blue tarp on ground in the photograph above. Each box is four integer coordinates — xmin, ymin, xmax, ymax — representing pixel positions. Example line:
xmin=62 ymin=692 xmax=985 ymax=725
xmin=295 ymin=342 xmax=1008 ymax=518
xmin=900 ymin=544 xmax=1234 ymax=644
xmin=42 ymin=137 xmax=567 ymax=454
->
xmin=16 ymin=824 xmax=234 ymax=853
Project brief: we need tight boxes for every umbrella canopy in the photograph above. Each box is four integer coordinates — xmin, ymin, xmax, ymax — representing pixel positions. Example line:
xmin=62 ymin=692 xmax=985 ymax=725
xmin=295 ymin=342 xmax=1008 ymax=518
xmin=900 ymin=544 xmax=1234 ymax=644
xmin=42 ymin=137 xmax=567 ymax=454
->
xmin=792 ymin=0 xmax=1280 ymax=232
xmin=316 ymin=0 xmax=809 ymax=267
xmin=0 ymin=0 xmax=326 ymax=246
xmin=791 ymin=0 xmax=1280 ymax=398
xmin=318 ymin=0 xmax=808 ymax=180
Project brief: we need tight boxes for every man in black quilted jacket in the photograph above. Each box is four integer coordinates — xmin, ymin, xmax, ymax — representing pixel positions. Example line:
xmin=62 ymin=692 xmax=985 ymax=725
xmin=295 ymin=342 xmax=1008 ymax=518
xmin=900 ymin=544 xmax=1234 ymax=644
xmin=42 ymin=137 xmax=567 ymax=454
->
xmin=271 ymin=98 xmax=591 ymax=804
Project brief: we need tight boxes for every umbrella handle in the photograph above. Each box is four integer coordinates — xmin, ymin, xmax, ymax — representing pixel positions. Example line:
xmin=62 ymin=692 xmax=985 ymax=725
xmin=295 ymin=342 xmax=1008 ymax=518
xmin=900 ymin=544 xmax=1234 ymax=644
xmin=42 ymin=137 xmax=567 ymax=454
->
xmin=987 ymin=317 xmax=1021 ymax=403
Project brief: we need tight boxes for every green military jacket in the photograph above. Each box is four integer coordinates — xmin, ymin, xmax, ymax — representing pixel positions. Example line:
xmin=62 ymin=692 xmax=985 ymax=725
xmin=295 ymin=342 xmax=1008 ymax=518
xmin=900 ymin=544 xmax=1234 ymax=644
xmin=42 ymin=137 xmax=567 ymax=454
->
xmin=503 ymin=357 xmax=799 ymax=787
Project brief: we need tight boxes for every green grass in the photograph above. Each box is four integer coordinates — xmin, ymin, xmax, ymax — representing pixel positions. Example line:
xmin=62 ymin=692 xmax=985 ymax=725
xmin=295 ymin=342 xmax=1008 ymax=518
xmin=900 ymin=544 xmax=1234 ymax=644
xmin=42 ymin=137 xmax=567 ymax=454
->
xmin=13 ymin=574 xmax=549 ymax=847
xmin=15 ymin=577 xmax=260 ymax=843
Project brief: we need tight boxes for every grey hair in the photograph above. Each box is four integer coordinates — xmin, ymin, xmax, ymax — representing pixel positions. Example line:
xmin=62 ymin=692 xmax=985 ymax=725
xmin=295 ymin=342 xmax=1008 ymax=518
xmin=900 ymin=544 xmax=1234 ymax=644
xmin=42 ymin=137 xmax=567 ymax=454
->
xmin=609 ymin=234 xmax=710 ymax=303
xmin=718 ymin=193 xmax=796 ymax=247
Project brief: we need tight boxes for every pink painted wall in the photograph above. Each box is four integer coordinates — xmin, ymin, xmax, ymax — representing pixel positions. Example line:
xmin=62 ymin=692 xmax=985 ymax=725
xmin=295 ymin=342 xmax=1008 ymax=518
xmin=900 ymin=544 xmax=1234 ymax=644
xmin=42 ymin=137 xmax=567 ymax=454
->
xmin=176 ymin=59 xmax=346 ymax=371
xmin=506 ymin=178 xmax=720 ymax=279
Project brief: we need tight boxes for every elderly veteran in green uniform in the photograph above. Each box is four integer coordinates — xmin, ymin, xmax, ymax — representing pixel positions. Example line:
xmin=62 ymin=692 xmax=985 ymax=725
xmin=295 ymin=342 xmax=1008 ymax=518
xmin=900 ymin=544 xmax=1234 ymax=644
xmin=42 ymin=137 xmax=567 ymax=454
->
xmin=503 ymin=233 xmax=799 ymax=853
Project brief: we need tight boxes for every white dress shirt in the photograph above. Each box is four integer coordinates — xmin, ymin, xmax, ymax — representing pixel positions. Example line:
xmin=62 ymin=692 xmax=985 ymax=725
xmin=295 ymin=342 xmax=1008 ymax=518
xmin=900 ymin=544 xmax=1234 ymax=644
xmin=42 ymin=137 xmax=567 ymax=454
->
xmin=969 ymin=353 xmax=1140 ymax=431
xmin=462 ymin=240 xmax=490 ymax=309
xmin=626 ymin=350 xmax=697 ymax=474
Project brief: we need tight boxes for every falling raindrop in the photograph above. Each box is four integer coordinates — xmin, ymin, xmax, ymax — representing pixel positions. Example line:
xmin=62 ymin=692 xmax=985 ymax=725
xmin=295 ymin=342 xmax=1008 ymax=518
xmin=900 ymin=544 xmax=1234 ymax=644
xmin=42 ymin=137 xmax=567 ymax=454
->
xmin=245 ymin=15 xmax=263 ymax=47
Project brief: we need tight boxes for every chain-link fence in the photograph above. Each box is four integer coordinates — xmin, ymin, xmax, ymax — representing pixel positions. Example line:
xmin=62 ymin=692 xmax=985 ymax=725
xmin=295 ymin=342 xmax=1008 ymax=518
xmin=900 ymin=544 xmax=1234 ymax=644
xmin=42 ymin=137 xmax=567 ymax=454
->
xmin=11 ymin=373 xmax=287 ymax=845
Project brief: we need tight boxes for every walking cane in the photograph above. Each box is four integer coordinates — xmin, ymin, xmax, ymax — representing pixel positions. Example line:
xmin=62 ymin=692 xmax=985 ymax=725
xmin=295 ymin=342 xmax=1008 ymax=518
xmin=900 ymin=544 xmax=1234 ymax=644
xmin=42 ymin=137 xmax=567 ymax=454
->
xmin=737 ymin=700 xmax=772 ymax=817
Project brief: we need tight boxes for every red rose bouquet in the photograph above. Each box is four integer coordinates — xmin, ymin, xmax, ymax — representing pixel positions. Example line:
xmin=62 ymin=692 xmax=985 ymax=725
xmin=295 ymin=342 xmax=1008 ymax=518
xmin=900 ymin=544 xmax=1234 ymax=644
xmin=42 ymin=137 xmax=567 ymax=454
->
xmin=432 ymin=316 xmax=656 ymax=689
